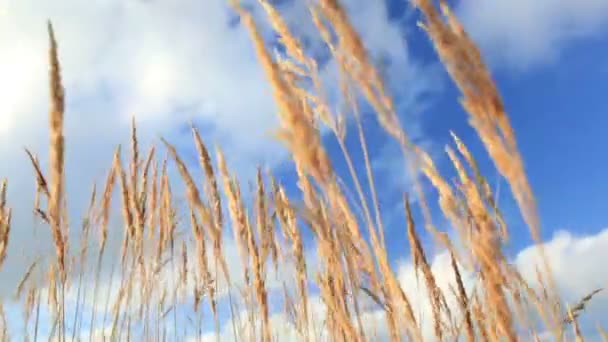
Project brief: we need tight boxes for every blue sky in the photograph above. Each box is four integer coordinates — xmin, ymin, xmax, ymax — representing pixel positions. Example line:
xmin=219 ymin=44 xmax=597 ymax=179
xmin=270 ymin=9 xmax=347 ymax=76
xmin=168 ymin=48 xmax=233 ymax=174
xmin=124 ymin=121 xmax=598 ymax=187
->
xmin=1 ymin=0 xmax=608 ymax=339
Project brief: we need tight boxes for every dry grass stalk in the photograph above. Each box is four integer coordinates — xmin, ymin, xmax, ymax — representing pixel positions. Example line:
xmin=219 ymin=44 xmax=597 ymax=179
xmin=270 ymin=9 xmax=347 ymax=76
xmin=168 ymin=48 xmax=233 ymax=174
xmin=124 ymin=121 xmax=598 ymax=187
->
xmin=191 ymin=126 xmax=231 ymax=287
xmin=0 ymin=179 xmax=9 ymax=268
xmin=449 ymin=251 xmax=474 ymax=342
xmin=272 ymin=180 xmax=310 ymax=334
xmin=314 ymin=0 xmax=400 ymax=142
xmin=0 ymin=303 xmax=7 ymax=342
xmin=160 ymin=139 xmax=222 ymax=291
xmin=138 ymin=146 xmax=156 ymax=232
xmin=243 ymin=194 xmax=271 ymax=342
xmin=115 ymin=148 xmax=134 ymax=266
xmin=405 ymin=195 xmax=448 ymax=340
xmin=24 ymin=148 xmax=50 ymax=200
xmin=47 ymin=21 xmax=68 ymax=282
xmin=563 ymin=288 xmax=603 ymax=325
xmin=148 ymin=159 xmax=159 ymax=240
xmin=256 ymin=168 xmax=276 ymax=271
xmin=232 ymin=2 xmax=333 ymax=187
xmin=189 ymin=206 xmax=216 ymax=316
xmin=14 ymin=259 xmax=39 ymax=299
xmin=99 ymin=146 xmax=121 ymax=253
xmin=216 ymin=148 xmax=251 ymax=276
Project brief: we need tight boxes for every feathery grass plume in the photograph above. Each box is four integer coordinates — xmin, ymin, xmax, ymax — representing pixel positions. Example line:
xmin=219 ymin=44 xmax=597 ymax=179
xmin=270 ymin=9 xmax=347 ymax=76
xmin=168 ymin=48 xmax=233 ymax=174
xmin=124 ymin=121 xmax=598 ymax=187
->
xmin=138 ymin=145 xmax=155 ymax=219
xmin=23 ymin=287 xmax=37 ymax=339
xmin=314 ymin=0 xmax=400 ymax=140
xmin=256 ymin=168 xmax=279 ymax=273
xmin=132 ymin=145 xmax=155 ymax=260
xmin=14 ymin=259 xmax=39 ymax=300
xmin=162 ymin=155 xmax=178 ymax=255
xmin=24 ymin=148 xmax=50 ymax=200
xmin=232 ymin=2 xmax=332 ymax=187
xmin=446 ymin=141 xmax=522 ymax=339
xmin=418 ymin=1 xmax=534 ymax=230
xmin=46 ymin=21 xmax=70 ymax=339
xmin=243 ymin=188 xmax=271 ymax=342
xmin=216 ymin=147 xmax=253 ymax=294
xmin=445 ymin=125 xmax=515 ymax=340
xmin=47 ymin=263 xmax=58 ymax=312
xmin=282 ymin=282 xmax=299 ymax=334
xmin=405 ymin=195 xmax=448 ymax=341
xmin=189 ymin=206 xmax=216 ymax=317
xmin=337 ymin=226 xmax=367 ymax=341
xmin=502 ymin=266 xmax=538 ymax=333
xmin=71 ymin=183 xmax=97 ymax=340
xmin=191 ymin=126 xmax=231 ymax=287
xmin=87 ymin=146 xmax=120 ymax=342
xmin=191 ymin=126 xmax=220 ymax=220
xmin=563 ymin=288 xmax=603 ymax=325
xmin=0 ymin=179 xmax=9 ymax=268
xmin=99 ymin=146 xmax=121 ymax=253
xmin=450 ymin=131 xmax=507 ymax=238
xmin=449 ymin=251 xmax=474 ymax=342
xmin=127 ymin=120 xmax=146 ymax=259
xmin=0 ymin=212 xmax=8 ymax=269
xmin=258 ymin=0 xmax=307 ymax=65
xmin=566 ymin=305 xmax=584 ymax=342
xmin=161 ymin=139 xmax=214 ymax=245
xmin=446 ymin=145 xmax=501 ymax=250
xmin=317 ymin=270 xmax=357 ymax=341
xmin=179 ymin=241 xmax=188 ymax=289
xmin=272 ymin=179 xmax=310 ymax=334
xmin=0 ymin=180 xmax=6 ymax=211
xmin=148 ymin=159 xmax=159 ymax=240
xmin=413 ymin=0 xmax=559 ymax=329
xmin=0 ymin=302 xmax=7 ymax=342
xmin=157 ymin=157 xmax=169 ymax=262
xmin=140 ymin=146 xmax=155 ymax=206
xmin=115 ymin=148 xmax=134 ymax=266
xmin=130 ymin=117 xmax=139 ymax=200
xmin=338 ymin=189 xmax=420 ymax=340
xmin=469 ymin=291 xmax=492 ymax=341
xmin=309 ymin=205 xmax=355 ymax=341
xmin=417 ymin=146 xmax=471 ymax=260
xmin=47 ymin=21 xmax=67 ymax=282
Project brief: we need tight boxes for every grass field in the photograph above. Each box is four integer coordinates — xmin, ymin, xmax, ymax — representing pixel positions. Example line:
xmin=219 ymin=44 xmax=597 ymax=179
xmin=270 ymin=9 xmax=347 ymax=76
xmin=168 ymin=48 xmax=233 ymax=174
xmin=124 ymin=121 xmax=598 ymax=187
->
xmin=0 ymin=0 xmax=604 ymax=341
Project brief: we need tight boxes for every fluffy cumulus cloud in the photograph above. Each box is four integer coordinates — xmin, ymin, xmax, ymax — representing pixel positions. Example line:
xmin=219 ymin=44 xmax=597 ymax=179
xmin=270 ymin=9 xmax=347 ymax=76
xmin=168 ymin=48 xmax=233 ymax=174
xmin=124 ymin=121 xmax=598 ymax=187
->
xmin=397 ymin=227 xmax=608 ymax=339
xmin=188 ymin=295 xmax=391 ymax=342
xmin=192 ymin=227 xmax=608 ymax=341
xmin=516 ymin=228 xmax=608 ymax=306
xmin=0 ymin=0 xmax=277 ymax=296
xmin=456 ymin=0 xmax=608 ymax=69
xmin=0 ymin=0 xmax=433 ymax=297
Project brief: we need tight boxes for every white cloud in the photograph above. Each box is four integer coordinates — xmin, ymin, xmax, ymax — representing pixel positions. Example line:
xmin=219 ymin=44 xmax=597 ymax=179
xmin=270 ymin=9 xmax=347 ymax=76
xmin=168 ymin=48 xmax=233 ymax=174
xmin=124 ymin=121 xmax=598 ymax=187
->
xmin=400 ymin=227 xmax=608 ymax=339
xmin=0 ymin=0 xmax=278 ymax=154
xmin=456 ymin=0 xmax=608 ymax=69
xmin=192 ymin=294 xmax=393 ymax=342
xmin=0 ymin=0 xmax=281 ymax=296
xmin=198 ymin=227 xmax=608 ymax=340
xmin=0 ymin=0 xmax=436 ymax=299
xmin=516 ymin=228 xmax=608 ymax=311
